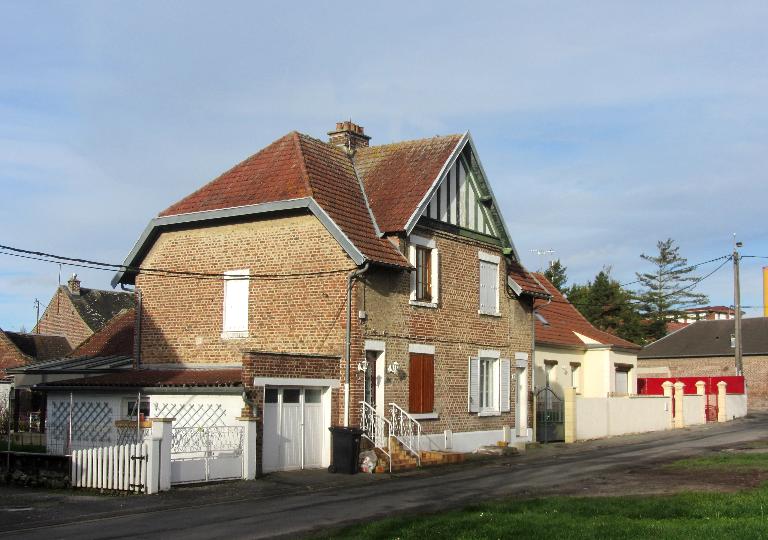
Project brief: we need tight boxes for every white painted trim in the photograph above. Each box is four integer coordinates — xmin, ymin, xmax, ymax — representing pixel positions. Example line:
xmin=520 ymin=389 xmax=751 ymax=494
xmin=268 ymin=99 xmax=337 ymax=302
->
xmin=410 ymin=300 xmax=438 ymax=309
xmin=420 ymin=428 xmax=531 ymax=453
xmin=221 ymin=331 xmax=249 ymax=339
xmin=507 ymin=276 xmax=523 ymax=296
xmin=364 ymin=340 xmax=386 ymax=352
xmin=252 ymin=377 xmax=340 ymax=389
xmin=410 ymin=412 xmax=439 ymax=420
xmin=514 ymin=352 xmax=529 ymax=361
xmin=478 ymin=310 xmax=501 ymax=317
xmin=409 ymin=343 xmax=436 ymax=355
xmin=478 ymin=251 xmax=501 ymax=264
xmin=478 ymin=349 xmax=501 ymax=359
xmin=515 ymin=359 xmax=528 ymax=369
xmin=409 ymin=234 xmax=436 ymax=249
xmin=478 ymin=410 xmax=501 ymax=417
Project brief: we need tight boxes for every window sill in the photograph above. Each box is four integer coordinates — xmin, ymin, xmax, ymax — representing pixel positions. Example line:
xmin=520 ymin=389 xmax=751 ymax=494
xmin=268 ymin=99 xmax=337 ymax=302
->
xmin=478 ymin=410 xmax=501 ymax=417
xmin=221 ymin=331 xmax=249 ymax=340
xmin=410 ymin=300 xmax=438 ymax=309
xmin=410 ymin=412 xmax=439 ymax=420
xmin=478 ymin=310 xmax=501 ymax=317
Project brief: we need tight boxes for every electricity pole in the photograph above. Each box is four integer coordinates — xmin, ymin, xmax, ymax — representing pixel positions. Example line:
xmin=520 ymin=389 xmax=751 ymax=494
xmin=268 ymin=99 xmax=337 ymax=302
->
xmin=33 ymin=298 xmax=41 ymax=334
xmin=733 ymin=237 xmax=743 ymax=375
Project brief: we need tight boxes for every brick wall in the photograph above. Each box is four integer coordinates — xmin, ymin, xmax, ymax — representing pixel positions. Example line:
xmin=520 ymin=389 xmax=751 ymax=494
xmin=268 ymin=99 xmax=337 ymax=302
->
xmin=639 ymin=355 xmax=768 ymax=411
xmin=135 ymin=213 xmax=355 ymax=365
xmin=360 ymin=226 xmax=534 ymax=435
xmin=34 ymin=288 xmax=93 ymax=349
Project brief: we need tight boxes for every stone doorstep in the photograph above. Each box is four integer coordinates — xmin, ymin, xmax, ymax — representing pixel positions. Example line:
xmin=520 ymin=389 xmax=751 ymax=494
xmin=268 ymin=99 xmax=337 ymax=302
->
xmin=372 ymin=440 xmax=468 ymax=472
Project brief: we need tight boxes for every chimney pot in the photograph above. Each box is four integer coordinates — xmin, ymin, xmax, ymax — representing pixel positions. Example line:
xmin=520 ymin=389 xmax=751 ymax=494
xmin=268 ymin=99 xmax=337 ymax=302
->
xmin=328 ymin=120 xmax=371 ymax=154
xmin=67 ymin=273 xmax=81 ymax=295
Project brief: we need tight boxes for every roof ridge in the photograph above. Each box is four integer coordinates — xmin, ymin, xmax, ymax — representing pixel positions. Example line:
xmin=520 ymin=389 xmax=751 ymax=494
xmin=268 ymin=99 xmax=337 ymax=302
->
xmin=292 ymin=131 xmax=315 ymax=198
xmin=363 ymin=133 xmax=463 ymax=150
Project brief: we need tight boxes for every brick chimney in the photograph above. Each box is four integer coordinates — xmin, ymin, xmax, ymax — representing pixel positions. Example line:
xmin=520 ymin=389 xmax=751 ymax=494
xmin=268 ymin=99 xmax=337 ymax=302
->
xmin=327 ymin=121 xmax=371 ymax=154
xmin=67 ymin=273 xmax=81 ymax=295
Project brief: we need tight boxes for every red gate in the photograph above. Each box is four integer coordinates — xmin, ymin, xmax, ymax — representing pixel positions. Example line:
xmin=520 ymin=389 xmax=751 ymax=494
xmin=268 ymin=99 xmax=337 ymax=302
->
xmin=705 ymin=392 xmax=718 ymax=422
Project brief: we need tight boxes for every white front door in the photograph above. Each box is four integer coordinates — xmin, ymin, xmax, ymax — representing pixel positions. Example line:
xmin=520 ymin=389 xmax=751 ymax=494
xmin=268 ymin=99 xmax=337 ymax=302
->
xmin=263 ymin=387 xmax=326 ymax=472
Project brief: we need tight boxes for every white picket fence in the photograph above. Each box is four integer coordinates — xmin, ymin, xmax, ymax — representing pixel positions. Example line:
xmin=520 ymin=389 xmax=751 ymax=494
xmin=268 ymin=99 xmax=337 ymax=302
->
xmin=71 ymin=442 xmax=148 ymax=493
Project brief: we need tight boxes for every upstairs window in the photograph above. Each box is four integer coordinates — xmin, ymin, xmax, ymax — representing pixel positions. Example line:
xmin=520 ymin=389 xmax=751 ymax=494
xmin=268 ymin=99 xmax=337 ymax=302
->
xmin=478 ymin=252 xmax=500 ymax=316
xmin=409 ymin=235 xmax=439 ymax=307
xmin=415 ymin=246 xmax=432 ymax=301
xmin=223 ymin=269 xmax=249 ymax=338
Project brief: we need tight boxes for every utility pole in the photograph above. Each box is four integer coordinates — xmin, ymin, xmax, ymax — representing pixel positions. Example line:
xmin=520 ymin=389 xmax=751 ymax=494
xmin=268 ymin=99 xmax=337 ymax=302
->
xmin=33 ymin=298 xmax=41 ymax=334
xmin=733 ymin=236 xmax=743 ymax=375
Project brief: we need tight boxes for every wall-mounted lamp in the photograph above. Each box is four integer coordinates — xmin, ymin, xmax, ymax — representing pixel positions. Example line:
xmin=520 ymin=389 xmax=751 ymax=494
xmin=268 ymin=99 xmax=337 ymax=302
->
xmin=357 ymin=358 xmax=369 ymax=373
xmin=387 ymin=361 xmax=400 ymax=374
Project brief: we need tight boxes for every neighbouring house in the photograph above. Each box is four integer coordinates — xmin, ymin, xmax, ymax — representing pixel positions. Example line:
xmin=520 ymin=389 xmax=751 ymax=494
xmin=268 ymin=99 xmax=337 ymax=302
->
xmin=638 ymin=317 xmax=768 ymax=411
xmin=532 ymin=274 xmax=641 ymax=441
xmin=665 ymin=305 xmax=740 ymax=334
xmin=0 ymin=328 xmax=71 ymax=431
xmin=36 ymin=120 xmax=549 ymax=479
xmin=33 ymin=274 xmax=135 ymax=349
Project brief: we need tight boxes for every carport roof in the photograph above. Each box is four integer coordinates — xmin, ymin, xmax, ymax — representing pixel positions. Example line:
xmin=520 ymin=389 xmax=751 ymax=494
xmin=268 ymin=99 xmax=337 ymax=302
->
xmin=35 ymin=368 xmax=243 ymax=389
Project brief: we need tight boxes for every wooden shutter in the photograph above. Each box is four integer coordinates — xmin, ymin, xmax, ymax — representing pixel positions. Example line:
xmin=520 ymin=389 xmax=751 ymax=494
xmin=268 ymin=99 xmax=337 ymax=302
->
xmin=499 ymin=358 xmax=511 ymax=412
xmin=468 ymin=357 xmax=480 ymax=412
xmin=430 ymin=249 xmax=440 ymax=304
xmin=409 ymin=353 xmax=434 ymax=414
xmin=479 ymin=260 xmax=498 ymax=314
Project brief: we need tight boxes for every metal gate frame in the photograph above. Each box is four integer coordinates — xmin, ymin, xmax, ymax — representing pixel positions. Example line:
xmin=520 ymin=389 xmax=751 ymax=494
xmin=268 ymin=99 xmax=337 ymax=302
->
xmin=535 ymin=387 xmax=564 ymax=443
xmin=170 ymin=426 xmax=244 ymax=484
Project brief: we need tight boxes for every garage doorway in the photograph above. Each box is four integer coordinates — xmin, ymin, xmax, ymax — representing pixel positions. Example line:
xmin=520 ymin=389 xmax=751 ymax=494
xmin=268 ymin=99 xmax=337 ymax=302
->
xmin=263 ymin=387 xmax=327 ymax=473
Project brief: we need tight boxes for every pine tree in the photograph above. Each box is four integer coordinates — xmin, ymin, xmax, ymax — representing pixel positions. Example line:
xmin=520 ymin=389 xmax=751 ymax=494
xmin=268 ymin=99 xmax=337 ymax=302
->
xmin=566 ymin=269 xmax=643 ymax=344
xmin=635 ymin=238 xmax=709 ymax=341
xmin=543 ymin=260 xmax=568 ymax=292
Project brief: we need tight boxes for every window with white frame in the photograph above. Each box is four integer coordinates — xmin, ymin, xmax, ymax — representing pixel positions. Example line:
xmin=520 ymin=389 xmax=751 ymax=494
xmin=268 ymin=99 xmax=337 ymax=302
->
xmin=222 ymin=269 xmax=249 ymax=337
xmin=124 ymin=397 xmax=150 ymax=421
xmin=468 ymin=353 xmax=511 ymax=414
xmin=570 ymin=363 xmax=581 ymax=392
xmin=478 ymin=251 xmax=500 ymax=315
xmin=409 ymin=235 xmax=439 ymax=307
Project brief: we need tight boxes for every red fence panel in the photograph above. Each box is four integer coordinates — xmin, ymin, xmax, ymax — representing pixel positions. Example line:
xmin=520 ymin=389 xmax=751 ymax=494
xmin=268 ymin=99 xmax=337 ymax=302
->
xmin=637 ymin=376 xmax=745 ymax=395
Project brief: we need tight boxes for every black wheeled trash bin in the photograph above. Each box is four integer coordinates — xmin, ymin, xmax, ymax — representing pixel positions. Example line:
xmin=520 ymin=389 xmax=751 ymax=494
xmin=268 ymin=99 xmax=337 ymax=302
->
xmin=328 ymin=426 xmax=364 ymax=474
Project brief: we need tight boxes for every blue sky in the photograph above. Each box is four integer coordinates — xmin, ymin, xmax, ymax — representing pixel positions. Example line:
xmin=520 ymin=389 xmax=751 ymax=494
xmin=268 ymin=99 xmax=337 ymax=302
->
xmin=2 ymin=1 xmax=768 ymax=330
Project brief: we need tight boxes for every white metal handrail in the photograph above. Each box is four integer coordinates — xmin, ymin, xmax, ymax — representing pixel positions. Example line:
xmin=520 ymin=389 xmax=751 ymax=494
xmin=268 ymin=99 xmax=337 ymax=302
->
xmin=389 ymin=402 xmax=421 ymax=466
xmin=360 ymin=401 xmax=392 ymax=472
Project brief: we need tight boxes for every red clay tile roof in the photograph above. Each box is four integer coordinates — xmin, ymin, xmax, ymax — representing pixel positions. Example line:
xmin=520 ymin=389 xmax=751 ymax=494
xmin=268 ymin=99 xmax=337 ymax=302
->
xmin=3 ymin=331 xmax=72 ymax=361
xmin=48 ymin=369 xmax=242 ymax=388
xmin=354 ymin=135 xmax=464 ymax=233
xmin=70 ymin=309 xmax=134 ymax=358
xmin=159 ymin=132 xmax=407 ymax=268
xmin=508 ymin=261 xmax=550 ymax=297
xmin=533 ymin=273 xmax=641 ymax=350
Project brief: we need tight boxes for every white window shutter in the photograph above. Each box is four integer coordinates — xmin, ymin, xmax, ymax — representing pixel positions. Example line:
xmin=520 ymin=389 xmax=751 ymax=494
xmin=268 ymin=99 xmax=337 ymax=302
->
xmin=499 ymin=358 xmax=511 ymax=412
xmin=431 ymin=249 xmax=440 ymax=304
xmin=479 ymin=262 xmax=487 ymax=313
xmin=409 ymin=244 xmax=417 ymax=301
xmin=490 ymin=264 xmax=499 ymax=313
xmin=468 ymin=357 xmax=480 ymax=412
xmin=223 ymin=270 xmax=249 ymax=333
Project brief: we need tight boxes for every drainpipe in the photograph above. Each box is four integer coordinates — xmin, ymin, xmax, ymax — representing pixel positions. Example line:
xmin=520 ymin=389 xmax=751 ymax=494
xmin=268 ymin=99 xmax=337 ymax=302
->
xmin=344 ymin=263 xmax=370 ymax=427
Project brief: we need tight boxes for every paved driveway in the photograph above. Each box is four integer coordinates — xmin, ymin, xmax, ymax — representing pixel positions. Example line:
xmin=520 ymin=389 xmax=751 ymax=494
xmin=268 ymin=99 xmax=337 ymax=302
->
xmin=1 ymin=415 xmax=767 ymax=539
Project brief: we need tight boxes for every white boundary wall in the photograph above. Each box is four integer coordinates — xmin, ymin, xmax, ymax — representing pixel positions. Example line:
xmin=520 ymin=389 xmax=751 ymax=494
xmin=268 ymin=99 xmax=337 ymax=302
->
xmin=726 ymin=394 xmax=748 ymax=420
xmin=575 ymin=396 xmax=670 ymax=441
xmin=682 ymin=395 xmax=706 ymax=426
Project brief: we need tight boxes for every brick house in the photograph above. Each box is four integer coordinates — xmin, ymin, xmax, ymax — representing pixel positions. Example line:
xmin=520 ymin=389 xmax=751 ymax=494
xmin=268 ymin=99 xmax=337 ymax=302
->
xmin=36 ymin=121 xmax=548 ymax=475
xmin=34 ymin=274 xmax=135 ymax=349
xmin=638 ymin=317 xmax=768 ymax=410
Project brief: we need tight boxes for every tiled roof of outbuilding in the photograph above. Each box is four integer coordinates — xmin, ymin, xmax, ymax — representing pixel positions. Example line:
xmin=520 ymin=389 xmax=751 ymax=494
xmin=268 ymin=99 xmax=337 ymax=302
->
xmin=3 ymin=331 xmax=72 ymax=361
xmin=70 ymin=308 xmax=134 ymax=358
xmin=533 ymin=273 xmax=641 ymax=350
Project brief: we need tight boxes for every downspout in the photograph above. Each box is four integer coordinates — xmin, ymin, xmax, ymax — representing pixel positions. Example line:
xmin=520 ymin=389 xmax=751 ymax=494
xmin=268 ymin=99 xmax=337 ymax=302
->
xmin=344 ymin=262 xmax=370 ymax=427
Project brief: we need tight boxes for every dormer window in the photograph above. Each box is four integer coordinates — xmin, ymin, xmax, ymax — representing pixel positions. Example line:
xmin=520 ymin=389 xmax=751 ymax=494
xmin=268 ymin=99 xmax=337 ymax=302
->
xmin=408 ymin=235 xmax=439 ymax=308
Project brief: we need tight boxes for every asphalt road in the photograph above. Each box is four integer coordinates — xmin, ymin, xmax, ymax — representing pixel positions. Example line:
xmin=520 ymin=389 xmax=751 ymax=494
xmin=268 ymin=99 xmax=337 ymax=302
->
xmin=2 ymin=415 xmax=767 ymax=539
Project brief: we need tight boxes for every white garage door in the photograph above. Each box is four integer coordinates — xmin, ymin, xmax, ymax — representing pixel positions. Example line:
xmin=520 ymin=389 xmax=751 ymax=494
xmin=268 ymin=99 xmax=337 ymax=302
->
xmin=263 ymin=387 xmax=326 ymax=473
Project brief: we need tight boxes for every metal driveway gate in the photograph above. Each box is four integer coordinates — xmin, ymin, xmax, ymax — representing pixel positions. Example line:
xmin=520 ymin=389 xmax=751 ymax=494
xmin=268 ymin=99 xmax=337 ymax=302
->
xmin=170 ymin=426 xmax=244 ymax=484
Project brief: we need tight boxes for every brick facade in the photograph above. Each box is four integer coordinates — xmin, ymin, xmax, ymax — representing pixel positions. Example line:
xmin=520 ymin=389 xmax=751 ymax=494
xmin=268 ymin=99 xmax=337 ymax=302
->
xmin=360 ymin=226 xmax=534 ymax=436
xmin=639 ymin=356 xmax=768 ymax=411
xmin=0 ymin=332 xmax=30 ymax=377
xmin=34 ymin=288 xmax=93 ymax=349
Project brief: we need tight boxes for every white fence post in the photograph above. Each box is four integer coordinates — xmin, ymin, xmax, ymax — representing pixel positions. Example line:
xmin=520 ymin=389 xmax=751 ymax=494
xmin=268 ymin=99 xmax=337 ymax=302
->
xmin=238 ymin=417 xmax=258 ymax=480
xmin=148 ymin=417 xmax=174 ymax=492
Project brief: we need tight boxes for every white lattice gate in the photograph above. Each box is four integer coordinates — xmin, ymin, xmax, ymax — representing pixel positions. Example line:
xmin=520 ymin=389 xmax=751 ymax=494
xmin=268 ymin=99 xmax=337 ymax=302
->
xmin=170 ymin=426 xmax=243 ymax=484
xmin=71 ymin=443 xmax=147 ymax=493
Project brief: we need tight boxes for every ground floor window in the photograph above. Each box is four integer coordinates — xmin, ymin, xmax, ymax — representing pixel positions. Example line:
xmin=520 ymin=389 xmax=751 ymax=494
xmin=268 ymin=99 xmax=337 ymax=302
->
xmin=571 ymin=363 xmax=581 ymax=392
xmin=614 ymin=366 xmax=631 ymax=395
xmin=124 ymin=397 xmax=150 ymax=421
xmin=479 ymin=357 xmax=497 ymax=410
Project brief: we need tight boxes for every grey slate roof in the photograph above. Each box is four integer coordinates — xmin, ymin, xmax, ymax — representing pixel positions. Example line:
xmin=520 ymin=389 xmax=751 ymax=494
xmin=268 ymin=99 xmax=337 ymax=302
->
xmin=3 ymin=332 xmax=72 ymax=361
xmin=639 ymin=317 xmax=768 ymax=359
xmin=65 ymin=286 xmax=135 ymax=332
xmin=7 ymin=354 xmax=132 ymax=374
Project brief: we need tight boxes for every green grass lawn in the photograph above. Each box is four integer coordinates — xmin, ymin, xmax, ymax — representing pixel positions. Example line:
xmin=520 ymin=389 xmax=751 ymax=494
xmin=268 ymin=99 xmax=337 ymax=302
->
xmin=322 ymin=451 xmax=768 ymax=539
xmin=667 ymin=451 xmax=768 ymax=471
